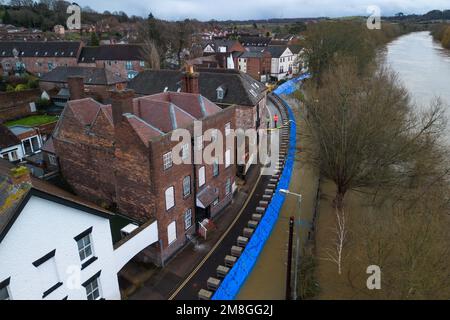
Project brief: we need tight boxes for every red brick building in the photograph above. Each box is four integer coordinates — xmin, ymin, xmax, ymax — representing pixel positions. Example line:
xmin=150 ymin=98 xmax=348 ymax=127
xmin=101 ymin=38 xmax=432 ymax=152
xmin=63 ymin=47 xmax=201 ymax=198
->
xmin=78 ymin=45 xmax=146 ymax=80
xmin=236 ymin=49 xmax=272 ymax=82
xmin=53 ymin=83 xmax=236 ymax=265
xmin=0 ymin=41 xmax=83 ymax=76
xmin=128 ymin=68 xmax=268 ymax=177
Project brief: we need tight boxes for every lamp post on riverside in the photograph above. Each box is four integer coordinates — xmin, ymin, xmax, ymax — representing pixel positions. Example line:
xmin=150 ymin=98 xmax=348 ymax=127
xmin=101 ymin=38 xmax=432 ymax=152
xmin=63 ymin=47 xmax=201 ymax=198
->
xmin=280 ymin=189 xmax=302 ymax=300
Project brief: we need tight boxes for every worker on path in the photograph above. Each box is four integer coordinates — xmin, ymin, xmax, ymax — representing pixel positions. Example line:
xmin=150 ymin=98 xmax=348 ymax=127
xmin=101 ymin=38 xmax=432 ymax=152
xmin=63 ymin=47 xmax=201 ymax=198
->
xmin=274 ymin=114 xmax=279 ymax=128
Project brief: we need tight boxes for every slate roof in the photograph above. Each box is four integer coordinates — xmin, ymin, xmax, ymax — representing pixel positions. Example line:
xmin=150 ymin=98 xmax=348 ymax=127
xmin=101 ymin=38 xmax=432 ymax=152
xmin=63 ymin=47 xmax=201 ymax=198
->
xmin=79 ymin=45 xmax=145 ymax=63
xmin=128 ymin=69 xmax=267 ymax=107
xmin=266 ymin=46 xmax=290 ymax=58
xmin=239 ymin=50 xmax=266 ymax=58
xmin=40 ymin=66 xmax=127 ymax=85
xmin=0 ymin=124 xmax=20 ymax=149
xmin=288 ymin=45 xmax=304 ymax=54
xmin=239 ymin=36 xmax=271 ymax=47
xmin=0 ymin=41 xmax=82 ymax=58
xmin=0 ymin=159 xmax=113 ymax=243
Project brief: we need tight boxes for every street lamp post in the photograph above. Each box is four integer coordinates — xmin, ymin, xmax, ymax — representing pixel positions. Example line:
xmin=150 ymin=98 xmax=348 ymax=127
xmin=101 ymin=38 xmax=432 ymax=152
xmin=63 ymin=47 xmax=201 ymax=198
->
xmin=280 ymin=189 xmax=302 ymax=300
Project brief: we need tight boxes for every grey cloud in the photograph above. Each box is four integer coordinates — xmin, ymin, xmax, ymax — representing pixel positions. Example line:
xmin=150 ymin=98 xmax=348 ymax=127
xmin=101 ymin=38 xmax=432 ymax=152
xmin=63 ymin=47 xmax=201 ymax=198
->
xmin=76 ymin=0 xmax=450 ymax=20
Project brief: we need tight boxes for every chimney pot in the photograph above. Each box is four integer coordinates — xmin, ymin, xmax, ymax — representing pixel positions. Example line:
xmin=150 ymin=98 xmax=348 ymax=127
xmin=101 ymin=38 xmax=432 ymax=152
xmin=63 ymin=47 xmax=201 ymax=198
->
xmin=182 ymin=66 xmax=200 ymax=94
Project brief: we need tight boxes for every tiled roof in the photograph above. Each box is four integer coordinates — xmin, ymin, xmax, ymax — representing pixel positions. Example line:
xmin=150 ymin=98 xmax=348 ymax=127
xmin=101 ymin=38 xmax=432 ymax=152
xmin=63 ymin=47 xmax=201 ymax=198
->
xmin=128 ymin=69 xmax=267 ymax=107
xmin=79 ymin=45 xmax=145 ymax=62
xmin=0 ymin=124 xmax=20 ymax=149
xmin=58 ymin=91 xmax=222 ymax=146
xmin=40 ymin=66 xmax=127 ymax=85
xmin=0 ymin=159 xmax=113 ymax=242
xmin=0 ymin=41 xmax=82 ymax=58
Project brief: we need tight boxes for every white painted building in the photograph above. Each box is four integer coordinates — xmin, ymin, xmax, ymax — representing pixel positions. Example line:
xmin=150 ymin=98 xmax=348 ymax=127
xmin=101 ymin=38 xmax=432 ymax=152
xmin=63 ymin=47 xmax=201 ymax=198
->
xmin=0 ymin=168 xmax=158 ymax=300
xmin=267 ymin=46 xmax=295 ymax=81
xmin=0 ymin=125 xmax=43 ymax=162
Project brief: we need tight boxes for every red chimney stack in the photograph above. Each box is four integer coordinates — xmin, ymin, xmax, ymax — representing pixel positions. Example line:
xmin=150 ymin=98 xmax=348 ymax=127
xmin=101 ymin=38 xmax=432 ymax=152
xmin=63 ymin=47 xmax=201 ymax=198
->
xmin=68 ymin=76 xmax=85 ymax=100
xmin=182 ymin=65 xmax=200 ymax=94
xmin=110 ymin=88 xmax=135 ymax=126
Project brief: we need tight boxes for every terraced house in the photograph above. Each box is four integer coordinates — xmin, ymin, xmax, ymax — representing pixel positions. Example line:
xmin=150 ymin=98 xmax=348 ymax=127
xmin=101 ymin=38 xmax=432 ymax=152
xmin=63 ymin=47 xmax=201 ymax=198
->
xmin=53 ymin=78 xmax=237 ymax=265
xmin=0 ymin=41 xmax=83 ymax=77
xmin=77 ymin=45 xmax=146 ymax=80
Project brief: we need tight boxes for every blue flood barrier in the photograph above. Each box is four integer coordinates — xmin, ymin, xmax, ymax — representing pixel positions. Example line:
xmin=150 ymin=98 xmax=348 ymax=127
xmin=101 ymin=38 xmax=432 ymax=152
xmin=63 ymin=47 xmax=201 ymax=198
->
xmin=212 ymin=76 xmax=305 ymax=300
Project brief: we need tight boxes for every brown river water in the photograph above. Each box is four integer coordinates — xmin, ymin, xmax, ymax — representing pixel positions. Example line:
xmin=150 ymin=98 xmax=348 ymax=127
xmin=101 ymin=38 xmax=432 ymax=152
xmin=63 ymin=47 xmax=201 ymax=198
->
xmin=236 ymin=31 xmax=450 ymax=300
xmin=384 ymin=31 xmax=450 ymax=140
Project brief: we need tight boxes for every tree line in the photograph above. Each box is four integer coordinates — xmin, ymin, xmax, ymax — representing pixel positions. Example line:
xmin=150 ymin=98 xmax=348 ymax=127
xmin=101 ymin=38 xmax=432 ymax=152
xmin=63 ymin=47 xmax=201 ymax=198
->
xmin=298 ymin=20 xmax=450 ymax=298
xmin=0 ymin=0 xmax=140 ymax=31
xmin=431 ymin=23 xmax=450 ymax=49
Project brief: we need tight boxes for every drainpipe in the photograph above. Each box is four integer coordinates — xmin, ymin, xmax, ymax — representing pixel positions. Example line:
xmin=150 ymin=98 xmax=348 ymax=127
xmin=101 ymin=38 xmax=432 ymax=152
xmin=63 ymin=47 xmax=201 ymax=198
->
xmin=191 ymin=135 xmax=198 ymax=229
xmin=159 ymin=239 xmax=165 ymax=268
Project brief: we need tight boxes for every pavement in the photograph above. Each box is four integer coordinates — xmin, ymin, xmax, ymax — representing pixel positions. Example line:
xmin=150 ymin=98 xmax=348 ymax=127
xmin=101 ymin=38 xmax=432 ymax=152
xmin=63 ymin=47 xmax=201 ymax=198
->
xmin=237 ymin=94 xmax=320 ymax=300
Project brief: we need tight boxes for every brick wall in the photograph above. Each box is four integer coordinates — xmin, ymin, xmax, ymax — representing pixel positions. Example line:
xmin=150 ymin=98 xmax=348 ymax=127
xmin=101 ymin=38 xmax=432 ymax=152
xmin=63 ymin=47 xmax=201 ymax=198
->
xmin=54 ymin=96 xmax=237 ymax=265
xmin=54 ymin=106 xmax=117 ymax=207
xmin=78 ymin=60 xmax=144 ymax=79
xmin=1 ymin=57 xmax=79 ymax=76
xmin=0 ymin=89 xmax=40 ymax=121
xmin=40 ymin=81 xmax=124 ymax=103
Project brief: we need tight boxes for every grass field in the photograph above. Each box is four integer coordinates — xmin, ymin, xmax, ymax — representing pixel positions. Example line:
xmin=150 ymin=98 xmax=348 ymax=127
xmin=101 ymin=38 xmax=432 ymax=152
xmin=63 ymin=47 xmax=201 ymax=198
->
xmin=5 ymin=115 xmax=58 ymax=127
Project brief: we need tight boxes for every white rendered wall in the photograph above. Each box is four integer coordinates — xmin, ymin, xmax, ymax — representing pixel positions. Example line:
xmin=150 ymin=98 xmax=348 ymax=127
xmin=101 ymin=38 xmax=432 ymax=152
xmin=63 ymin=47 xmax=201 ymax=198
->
xmin=0 ymin=196 xmax=121 ymax=300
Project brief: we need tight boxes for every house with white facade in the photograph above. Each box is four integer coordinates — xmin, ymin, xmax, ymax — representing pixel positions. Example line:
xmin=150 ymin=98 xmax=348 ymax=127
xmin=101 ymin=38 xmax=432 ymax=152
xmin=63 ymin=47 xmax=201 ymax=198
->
xmin=266 ymin=46 xmax=296 ymax=81
xmin=0 ymin=124 xmax=44 ymax=162
xmin=0 ymin=161 xmax=158 ymax=300
xmin=0 ymin=124 xmax=24 ymax=162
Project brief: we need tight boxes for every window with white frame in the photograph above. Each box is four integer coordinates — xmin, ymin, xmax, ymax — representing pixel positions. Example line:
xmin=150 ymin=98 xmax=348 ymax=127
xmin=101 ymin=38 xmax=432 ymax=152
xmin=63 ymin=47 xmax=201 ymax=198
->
xmin=84 ymin=275 xmax=101 ymax=300
xmin=225 ymin=177 xmax=232 ymax=195
xmin=225 ymin=123 xmax=231 ymax=136
xmin=183 ymin=176 xmax=191 ymax=197
xmin=181 ymin=143 xmax=190 ymax=161
xmin=198 ymin=166 xmax=205 ymax=187
xmin=213 ymin=159 xmax=219 ymax=177
xmin=184 ymin=209 xmax=192 ymax=230
xmin=195 ymin=135 xmax=203 ymax=151
xmin=167 ymin=221 xmax=177 ymax=245
xmin=225 ymin=149 xmax=231 ymax=168
xmin=165 ymin=186 xmax=175 ymax=210
xmin=76 ymin=232 xmax=93 ymax=263
xmin=163 ymin=152 xmax=173 ymax=170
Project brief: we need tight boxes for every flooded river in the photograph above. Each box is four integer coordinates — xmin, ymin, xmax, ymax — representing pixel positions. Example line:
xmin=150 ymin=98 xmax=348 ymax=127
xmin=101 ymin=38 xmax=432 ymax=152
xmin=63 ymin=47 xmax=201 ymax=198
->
xmin=384 ymin=31 xmax=450 ymax=138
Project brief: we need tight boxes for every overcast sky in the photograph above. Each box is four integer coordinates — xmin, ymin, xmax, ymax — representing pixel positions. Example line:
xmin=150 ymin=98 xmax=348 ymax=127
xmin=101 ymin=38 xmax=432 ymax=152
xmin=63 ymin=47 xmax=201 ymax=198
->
xmin=74 ymin=0 xmax=449 ymax=21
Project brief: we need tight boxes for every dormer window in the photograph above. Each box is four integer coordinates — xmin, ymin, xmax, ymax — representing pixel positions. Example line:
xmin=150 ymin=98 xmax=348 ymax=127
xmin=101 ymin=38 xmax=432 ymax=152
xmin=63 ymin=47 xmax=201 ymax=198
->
xmin=216 ymin=87 xmax=225 ymax=100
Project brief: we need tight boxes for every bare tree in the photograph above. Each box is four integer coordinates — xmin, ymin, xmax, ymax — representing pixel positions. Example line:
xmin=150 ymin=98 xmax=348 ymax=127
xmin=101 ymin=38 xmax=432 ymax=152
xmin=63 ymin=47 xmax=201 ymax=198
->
xmin=142 ymin=39 xmax=160 ymax=70
xmin=303 ymin=59 xmax=447 ymax=274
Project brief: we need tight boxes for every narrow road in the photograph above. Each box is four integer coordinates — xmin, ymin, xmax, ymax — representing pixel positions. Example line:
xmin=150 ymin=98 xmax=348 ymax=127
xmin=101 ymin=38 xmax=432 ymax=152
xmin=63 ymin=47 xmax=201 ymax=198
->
xmin=169 ymin=96 xmax=288 ymax=300
xmin=237 ymin=94 xmax=319 ymax=300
